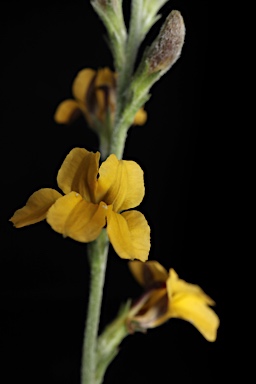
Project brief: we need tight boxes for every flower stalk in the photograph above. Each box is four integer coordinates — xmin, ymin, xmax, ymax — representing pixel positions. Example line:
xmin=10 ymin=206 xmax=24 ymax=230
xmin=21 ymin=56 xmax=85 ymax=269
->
xmin=9 ymin=2 xmax=202 ymax=384
xmin=110 ymin=0 xmax=145 ymax=159
xmin=95 ymin=301 xmax=131 ymax=384
xmin=91 ymin=0 xmax=127 ymax=71
xmin=81 ymin=229 xmax=109 ymax=384
xmin=80 ymin=4 xmax=187 ymax=382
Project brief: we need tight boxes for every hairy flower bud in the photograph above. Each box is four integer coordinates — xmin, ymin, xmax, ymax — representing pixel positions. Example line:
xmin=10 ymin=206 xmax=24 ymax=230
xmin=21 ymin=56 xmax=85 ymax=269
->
xmin=147 ymin=10 xmax=185 ymax=73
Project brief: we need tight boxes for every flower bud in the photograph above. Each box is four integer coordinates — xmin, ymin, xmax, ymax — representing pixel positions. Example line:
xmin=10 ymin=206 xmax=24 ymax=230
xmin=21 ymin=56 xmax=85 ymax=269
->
xmin=147 ymin=10 xmax=185 ymax=73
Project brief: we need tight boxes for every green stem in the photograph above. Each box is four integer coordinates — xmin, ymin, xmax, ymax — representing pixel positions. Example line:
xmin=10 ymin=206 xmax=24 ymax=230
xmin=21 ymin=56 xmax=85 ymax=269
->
xmin=95 ymin=302 xmax=131 ymax=384
xmin=127 ymin=0 xmax=143 ymax=71
xmin=109 ymin=125 xmax=128 ymax=159
xmin=81 ymin=229 xmax=109 ymax=384
xmin=111 ymin=0 xmax=143 ymax=159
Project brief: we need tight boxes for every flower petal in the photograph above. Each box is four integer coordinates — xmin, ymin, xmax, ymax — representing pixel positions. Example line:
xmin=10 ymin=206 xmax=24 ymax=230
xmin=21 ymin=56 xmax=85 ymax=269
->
xmin=57 ymin=148 xmax=100 ymax=201
xmin=95 ymin=67 xmax=116 ymax=88
xmin=129 ymin=260 xmax=168 ymax=287
xmin=46 ymin=191 xmax=107 ymax=242
xmin=168 ymin=269 xmax=215 ymax=305
xmin=107 ymin=210 xmax=150 ymax=261
xmin=10 ymin=188 xmax=62 ymax=228
xmin=54 ymin=99 xmax=82 ymax=124
xmin=169 ymin=294 xmax=220 ymax=342
xmin=133 ymin=108 xmax=147 ymax=125
xmin=166 ymin=269 xmax=219 ymax=341
xmin=96 ymin=154 xmax=145 ymax=212
xmin=72 ymin=68 xmax=96 ymax=104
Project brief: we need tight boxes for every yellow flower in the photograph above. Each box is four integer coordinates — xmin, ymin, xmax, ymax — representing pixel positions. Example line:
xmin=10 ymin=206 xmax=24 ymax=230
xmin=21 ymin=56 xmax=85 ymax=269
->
xmin=127 ymin=261 xmax=220 ymax=341
xmin=10 ymin=148 xmax=150 ymax=261
xmin=54 ymin=67 xmax=147 ymax=128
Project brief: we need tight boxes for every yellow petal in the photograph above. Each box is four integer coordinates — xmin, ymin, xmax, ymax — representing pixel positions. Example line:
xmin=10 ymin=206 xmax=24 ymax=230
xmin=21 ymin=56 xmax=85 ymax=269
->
xmin=168 ymin=269 xmax=215 ymax=305
xmin=133 ymin=108 xmax=147 ymax=125
xmin=166 ymin=270 xmax=219 ymax=341
xmin=169 ymin=294 xmax=220 ymax=342
xmin=96 ymin=154 xmax=145 ymax=212
xmin=57 ymin=147 xmax=100 ymax=201
xmin=46 ymin=192 xmax=107 ymax=242
xmin=72 ymin=68 xmax=96 ymax=104
xmin=10 ymin=188 xmax=62 ymax=228
xmin=54 ymin=99 xmax=82 ymax=124
xmin=129 ymin=260 xmax=168 ymax=287
xmin=95 ymin=67 xmax=116 ymax=88
xmin=107 ymin=210 xmax=150 ymax=261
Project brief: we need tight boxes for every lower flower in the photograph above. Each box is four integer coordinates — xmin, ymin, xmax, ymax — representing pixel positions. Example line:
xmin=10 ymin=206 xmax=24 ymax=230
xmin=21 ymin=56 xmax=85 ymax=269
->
xmin=127 ymin=260 xmax=220 ymax=341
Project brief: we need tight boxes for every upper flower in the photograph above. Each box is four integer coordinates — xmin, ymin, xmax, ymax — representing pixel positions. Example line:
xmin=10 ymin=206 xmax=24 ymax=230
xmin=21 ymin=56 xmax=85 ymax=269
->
xmin=54 ymin=67 xmax=147 ymax=128
xmin=10 ymin=148 xmax=150 ymax=261
xmin=127 ymin=261 xmax=220 ymax=341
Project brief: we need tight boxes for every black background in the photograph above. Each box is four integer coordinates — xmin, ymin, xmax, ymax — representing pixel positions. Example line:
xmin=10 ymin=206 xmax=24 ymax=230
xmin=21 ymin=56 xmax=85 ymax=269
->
xmin=0 ymin=1 xmax=224 ymax=383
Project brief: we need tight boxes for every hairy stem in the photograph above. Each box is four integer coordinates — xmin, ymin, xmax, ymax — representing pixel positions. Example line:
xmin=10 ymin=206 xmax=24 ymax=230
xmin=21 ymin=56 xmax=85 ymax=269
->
xmin=81 ymin=229 xmax=109 ymax=384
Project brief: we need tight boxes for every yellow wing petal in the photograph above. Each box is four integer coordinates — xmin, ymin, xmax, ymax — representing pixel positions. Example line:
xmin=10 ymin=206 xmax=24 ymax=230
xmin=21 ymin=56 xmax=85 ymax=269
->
xmin=107 ymin=210 xmax=150 ymax=261
xmin=10 ymin=188 xmax=62 ymax=228
xmin=72 ymin=68 xmax=96 ymax=105
xmin=54 ymin=99 xmax=82 ymax=124
xmin=96 ymin=154 xmax=145 ymax=212
xmin=129 ymin=260 xmax=168 ymax=287
xmin=169 ymin=294 xmax=220 ymax=342
xmin=46 ymin=192 xmax=107 ymax=242
xmin=57 ymin=147 xmax=100 ymax=201
xmin=168 ymin=269 xmax=215 ymax=305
